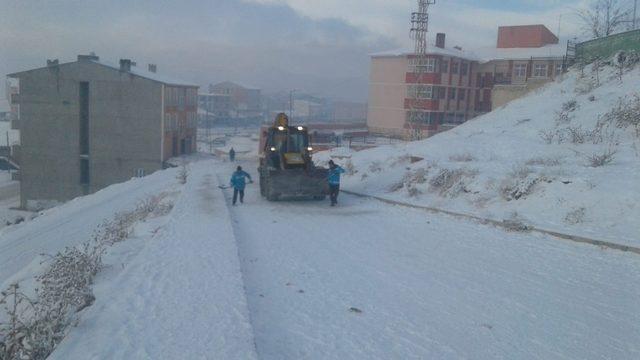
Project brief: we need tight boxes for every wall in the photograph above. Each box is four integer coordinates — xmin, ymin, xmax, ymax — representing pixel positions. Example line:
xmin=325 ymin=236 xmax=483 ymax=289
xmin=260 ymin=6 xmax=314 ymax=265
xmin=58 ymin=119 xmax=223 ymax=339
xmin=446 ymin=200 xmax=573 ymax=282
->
xmin=367 ymin=56 xmax=408 ymax=136
xmin=576 ymin=29 xmax=640 ymax=64
xmin=491 ymin=80 xmax=549 ymax=108
xmin=497 ymin=25 xmax=558 ymax=48
xmin=13 ymin=61 xmax=163 ymax=208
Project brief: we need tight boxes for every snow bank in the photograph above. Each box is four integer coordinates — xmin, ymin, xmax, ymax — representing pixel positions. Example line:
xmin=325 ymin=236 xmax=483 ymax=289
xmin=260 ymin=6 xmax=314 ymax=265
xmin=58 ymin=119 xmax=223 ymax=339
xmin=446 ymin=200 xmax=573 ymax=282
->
xmin=319 ymin=61 xmax=640 ymax=246
xmin=49 ymin=160 xmax=257 ymax=359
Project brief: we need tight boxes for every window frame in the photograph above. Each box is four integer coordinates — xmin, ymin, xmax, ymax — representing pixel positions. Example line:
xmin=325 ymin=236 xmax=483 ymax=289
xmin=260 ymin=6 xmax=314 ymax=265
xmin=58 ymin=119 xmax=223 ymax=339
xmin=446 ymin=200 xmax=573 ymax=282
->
xmin=513 ymin=64 xmax=527 ymax=78
xmin=533 ymin=63 xmax=548 ymax=78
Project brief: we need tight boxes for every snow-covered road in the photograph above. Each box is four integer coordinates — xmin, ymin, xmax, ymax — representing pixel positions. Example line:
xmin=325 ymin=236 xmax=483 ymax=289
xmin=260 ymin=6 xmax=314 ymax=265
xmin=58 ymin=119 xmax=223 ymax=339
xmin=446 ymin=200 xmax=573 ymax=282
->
xmin=223 ymin=160 xmax=640 ymax=359
xmin=7 ymin=158 xmax=638 ymax=359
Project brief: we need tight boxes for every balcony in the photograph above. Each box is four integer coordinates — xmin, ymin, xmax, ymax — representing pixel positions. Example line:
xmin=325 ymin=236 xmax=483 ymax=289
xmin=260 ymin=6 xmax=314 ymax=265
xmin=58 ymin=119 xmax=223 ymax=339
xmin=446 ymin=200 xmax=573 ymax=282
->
xmin=405 ymin=72 xmax=441 ymax=84
xmin=404 ymin=98 xmax=439 ymax=111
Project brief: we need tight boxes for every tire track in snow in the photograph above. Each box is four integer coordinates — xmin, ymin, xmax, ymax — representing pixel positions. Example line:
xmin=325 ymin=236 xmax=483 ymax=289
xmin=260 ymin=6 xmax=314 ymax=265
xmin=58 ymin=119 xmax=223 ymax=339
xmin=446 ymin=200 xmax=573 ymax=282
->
xmin=214 ymin=170 xmax=262 ymax=359
xmin=343 ymin=190 xmax=640 ymax=256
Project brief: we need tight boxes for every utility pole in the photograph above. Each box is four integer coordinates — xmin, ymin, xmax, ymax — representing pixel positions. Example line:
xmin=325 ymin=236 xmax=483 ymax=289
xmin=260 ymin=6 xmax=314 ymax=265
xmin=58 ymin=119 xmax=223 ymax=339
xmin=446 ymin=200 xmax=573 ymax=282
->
xmin=289 ymin=89 xmax=296 ymax=122
xmin=634 ymin=0 xmax=638 ymax=30
xmin=408 ymin=0 xmax=436 ymax=141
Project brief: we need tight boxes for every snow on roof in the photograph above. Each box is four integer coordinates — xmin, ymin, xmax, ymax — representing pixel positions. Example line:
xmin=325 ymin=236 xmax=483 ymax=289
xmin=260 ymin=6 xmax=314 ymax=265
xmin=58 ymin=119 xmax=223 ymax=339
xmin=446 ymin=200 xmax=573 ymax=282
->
xmin=372 ymin=43 xmax=566 ymax=63
xmin=8 ymin=58 xmax=198 ymax=87
xmin=92 ymin=59 xmax=199 ymax=87
xmin=474 ymin=43 xmax=566 ymax=61
xmin=371 ymin=43 xmax=480 ymax=61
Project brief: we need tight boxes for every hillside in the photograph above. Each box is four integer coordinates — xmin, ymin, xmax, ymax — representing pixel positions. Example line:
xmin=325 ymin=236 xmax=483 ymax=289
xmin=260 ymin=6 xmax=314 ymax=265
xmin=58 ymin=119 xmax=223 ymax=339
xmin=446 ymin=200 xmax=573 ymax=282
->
xmin=317 ymin=59 xmax=640 ymax=246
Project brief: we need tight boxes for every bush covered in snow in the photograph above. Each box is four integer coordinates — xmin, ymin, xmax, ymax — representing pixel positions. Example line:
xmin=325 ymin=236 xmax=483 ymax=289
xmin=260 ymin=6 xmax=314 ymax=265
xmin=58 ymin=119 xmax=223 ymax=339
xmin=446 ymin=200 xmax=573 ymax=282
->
xmin=0 ymin=194 xmax=172 ymax=360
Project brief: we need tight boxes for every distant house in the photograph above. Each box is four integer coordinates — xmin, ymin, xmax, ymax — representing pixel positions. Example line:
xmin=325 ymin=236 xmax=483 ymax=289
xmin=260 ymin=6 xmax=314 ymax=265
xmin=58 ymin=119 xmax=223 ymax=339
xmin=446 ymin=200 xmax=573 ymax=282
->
xmin=475 ymin=25 xmax=566 ymax=109
xmin=209 ymin=81 xmax=262 ymax=120
xmin=8 ymin=54 xmax=198 ymax=209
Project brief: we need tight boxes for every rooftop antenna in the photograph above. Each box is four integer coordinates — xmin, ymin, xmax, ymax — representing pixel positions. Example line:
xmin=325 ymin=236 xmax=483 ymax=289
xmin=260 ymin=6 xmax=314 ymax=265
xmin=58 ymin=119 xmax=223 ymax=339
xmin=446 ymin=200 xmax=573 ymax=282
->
xmin=407 ymin=0 xmax=436 ymax=141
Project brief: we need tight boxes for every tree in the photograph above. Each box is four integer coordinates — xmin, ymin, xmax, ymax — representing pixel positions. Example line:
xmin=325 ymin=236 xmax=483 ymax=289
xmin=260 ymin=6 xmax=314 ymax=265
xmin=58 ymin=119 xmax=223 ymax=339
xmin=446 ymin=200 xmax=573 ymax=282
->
xmin=578 ymin=0 xmax=631 ymax=38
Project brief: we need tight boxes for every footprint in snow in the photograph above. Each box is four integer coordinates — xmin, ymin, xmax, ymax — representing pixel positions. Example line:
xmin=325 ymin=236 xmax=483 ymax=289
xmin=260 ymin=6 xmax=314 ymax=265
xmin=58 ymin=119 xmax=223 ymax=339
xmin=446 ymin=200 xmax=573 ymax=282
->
xmin=349 ymin=307 xmax=363 ymax=314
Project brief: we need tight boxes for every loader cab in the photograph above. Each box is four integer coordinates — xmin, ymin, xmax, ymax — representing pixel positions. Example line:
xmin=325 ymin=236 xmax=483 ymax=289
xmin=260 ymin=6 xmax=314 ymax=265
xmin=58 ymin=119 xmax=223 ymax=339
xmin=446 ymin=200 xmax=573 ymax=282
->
xmin=263 ymin=114 xmax=313 ymax=170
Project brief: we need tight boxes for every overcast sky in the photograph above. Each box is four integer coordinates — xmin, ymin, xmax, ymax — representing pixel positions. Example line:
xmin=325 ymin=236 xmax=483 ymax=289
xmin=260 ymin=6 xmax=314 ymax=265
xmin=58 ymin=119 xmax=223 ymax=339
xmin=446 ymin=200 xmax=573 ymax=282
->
xmin=0 ymin=0 xmax=602 ymax=102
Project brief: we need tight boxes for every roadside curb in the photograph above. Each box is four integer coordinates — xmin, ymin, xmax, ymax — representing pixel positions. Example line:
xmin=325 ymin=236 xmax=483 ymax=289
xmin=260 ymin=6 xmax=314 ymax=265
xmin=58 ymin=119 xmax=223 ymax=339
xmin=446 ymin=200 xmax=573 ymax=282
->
xmin=343 ymin=190 xmax=640 ymax=256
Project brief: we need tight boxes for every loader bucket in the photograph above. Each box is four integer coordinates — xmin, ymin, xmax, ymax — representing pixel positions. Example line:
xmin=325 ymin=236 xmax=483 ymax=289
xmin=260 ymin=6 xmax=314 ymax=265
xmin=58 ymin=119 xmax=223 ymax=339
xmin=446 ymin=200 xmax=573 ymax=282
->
xmin=261 ymin=167 xmax=329 ymax=201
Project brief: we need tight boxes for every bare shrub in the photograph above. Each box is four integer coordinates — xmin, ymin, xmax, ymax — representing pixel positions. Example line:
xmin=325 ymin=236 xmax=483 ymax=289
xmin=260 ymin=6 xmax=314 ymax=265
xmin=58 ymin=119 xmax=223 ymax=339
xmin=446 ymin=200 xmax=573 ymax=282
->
xmin=562 ymin=99 xmax=579 ymax=112
xmin=449 ymin=153 xmax=476 ymax=162
xmin=407 ymin=186 xmax=421 ymax=198
xmin=565 ymin=207 xmax=587 ymax=225
xmin=602 ymin=94 xmax=640 ymax=137
xmin=0 ymin=194 xmax=170 ymax=359
xmin=565 ymin=125 xmax=588 ymax=144
xmin=177 ymin=161 xmax=189 ymax=185
xmin=501 ymin=212 xmax=533 ymax=232
xmin=502 ymin=218 xmax=533 ymax=232
xmin=368 ymin=161 xmax=383 ymax=173
xmin=500 ymin=167 xmax=541 ymax=201
xmin=538 ymin=129 xmax=557 ymax=144
xmin=389 ymin=168 xmax=428 ymax=194
xmin=587 ymin=148 xmax=617 ymax=167
xmin=555 ymin=110 xmax=572 ymax=125
xmin=525 ymin=157 xmax=561 ymax=167
xmin=429 ymin=168 xmax=476 ymax=197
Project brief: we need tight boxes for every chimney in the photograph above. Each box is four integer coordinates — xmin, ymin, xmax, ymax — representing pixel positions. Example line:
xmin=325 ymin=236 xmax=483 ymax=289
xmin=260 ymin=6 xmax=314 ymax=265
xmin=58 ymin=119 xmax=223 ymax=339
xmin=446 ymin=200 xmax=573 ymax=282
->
xmin=148 ymin=64 xmax=157 ymax=73
xmin=119 ymin=59 xmax=132 ymax=72
xmin=77 ymin=54 xmax=99 ymax=62
xmin=436 ymin=33 xmax=446 ymax=49
xmin=46 ymin=59 xmax=59 ymax=67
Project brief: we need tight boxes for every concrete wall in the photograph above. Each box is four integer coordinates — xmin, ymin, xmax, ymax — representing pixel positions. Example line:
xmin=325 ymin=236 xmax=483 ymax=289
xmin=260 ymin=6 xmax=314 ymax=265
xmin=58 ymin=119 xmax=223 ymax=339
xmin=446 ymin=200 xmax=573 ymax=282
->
xmin=14 ymin=60 xmax=163 ymax=208
xmin=367 ymin=56 xmax=408 ymax=136
xmin=492 ymin=80 xmax=549 ymax=109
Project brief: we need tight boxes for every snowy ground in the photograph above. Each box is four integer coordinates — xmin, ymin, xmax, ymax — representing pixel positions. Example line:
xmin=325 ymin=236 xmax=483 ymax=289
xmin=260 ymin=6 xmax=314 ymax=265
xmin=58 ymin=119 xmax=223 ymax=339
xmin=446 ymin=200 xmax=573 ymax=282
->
xmin=223 ymin=159 xmax=640 ymax=359
xmin=2 ymin=156 xmax=639 ymax=359
xmin=316 ymin=62 xmax=640 ymax=247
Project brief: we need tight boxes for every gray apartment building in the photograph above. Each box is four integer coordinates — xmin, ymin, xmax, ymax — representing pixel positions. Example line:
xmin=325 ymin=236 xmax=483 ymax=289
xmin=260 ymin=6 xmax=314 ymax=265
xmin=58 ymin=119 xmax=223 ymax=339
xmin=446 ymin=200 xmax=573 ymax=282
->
xmin=8 ymin=54 xmax=198 ymax=209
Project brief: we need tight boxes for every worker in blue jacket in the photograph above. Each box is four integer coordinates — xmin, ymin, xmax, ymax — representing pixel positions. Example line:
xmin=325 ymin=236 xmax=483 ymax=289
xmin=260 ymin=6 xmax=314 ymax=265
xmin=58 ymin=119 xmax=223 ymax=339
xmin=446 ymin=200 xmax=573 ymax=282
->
xmin=327 ymin=160 xmax=346 ymax=206
xmin=230 ymin=166 xmax=253 ymax=205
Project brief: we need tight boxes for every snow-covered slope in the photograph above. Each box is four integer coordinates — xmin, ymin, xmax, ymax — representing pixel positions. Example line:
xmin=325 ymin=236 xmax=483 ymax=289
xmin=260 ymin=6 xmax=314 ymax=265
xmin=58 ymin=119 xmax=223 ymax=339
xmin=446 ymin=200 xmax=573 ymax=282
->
xmin=317 ymin=61 xmax=640 ymax=246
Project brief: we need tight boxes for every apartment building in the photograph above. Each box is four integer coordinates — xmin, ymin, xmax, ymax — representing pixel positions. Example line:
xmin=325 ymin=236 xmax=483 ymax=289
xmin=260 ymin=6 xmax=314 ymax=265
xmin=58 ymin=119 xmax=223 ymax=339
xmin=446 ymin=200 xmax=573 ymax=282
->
xmin=368 ymin=33 xmax=482 ymax=138
xmin=8 ymin=54 xmax=198 ymax=209
xmin=367 ymin=25 xmax=566 ymax=138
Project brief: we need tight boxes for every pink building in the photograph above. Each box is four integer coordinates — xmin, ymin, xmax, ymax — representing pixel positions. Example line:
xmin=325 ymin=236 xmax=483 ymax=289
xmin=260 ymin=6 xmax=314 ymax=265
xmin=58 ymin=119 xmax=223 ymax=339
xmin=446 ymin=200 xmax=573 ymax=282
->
xmin=367 ymin=33 xmax=483 ymax=138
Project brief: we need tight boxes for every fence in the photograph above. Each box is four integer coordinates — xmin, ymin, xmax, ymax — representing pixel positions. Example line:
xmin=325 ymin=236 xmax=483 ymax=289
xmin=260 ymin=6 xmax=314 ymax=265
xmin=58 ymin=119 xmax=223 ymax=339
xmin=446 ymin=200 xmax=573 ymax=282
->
xmin=575 ymin=29 xmax=640 ymax=64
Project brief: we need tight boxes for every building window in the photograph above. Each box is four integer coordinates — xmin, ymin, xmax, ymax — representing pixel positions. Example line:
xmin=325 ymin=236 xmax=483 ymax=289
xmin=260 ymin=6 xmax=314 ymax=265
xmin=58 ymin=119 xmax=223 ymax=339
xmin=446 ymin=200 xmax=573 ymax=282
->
xmin=461 ymin=62 xmax=468 ymax=76
xmin=555 ymin=63 xmax=563 ymax=76
xmin=407 ymin=85 xmax=434 ymax=99
xmin=458 ymin=89 xmax=466 ymax=100
xmin=409 ymin=58 xmax=437 ymax=73
xmin=451 ymin=61 xmax=459 ymax=74
xmin=439 ymin=87 xmax=447 ymax=99
xmin=406 ymin=111 xmax=434 ymax=125
xmin=533 ymin=64 xmax=548 ymax=77
xmin=80 ymin=158 xmax=90 ymax=185
xmin=441 ymin=60 xmax=449 ymax=73
xmin=79 ymin=82 xmax=90 ymax=156
xmin=514 ymin=64 xmax=527 ymax=78
xmin=449 ymin=88 xmax=457 ymax=100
